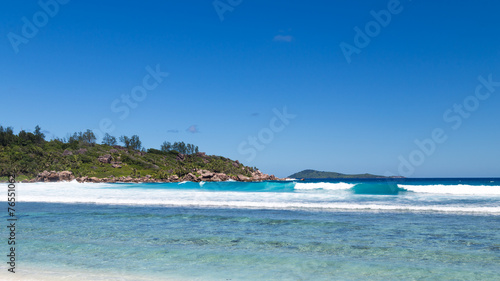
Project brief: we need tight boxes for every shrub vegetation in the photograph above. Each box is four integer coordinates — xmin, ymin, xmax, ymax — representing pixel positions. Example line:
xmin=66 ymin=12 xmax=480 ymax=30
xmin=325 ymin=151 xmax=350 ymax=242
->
xmin=0 ymin=125 xmax=256 ymax=180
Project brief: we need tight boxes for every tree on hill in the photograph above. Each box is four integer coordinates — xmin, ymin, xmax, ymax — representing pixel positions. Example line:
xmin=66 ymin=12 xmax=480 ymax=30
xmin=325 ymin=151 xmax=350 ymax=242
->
xmin=82 ymin=130 xmax=96 ymax=145
xmin=102 ymin=133 xmax=117 ymax=146
xmin=161 ymin=141 xmax=198 ymax=155
xmin=0 ymin=126 xmax=15 ymax=146
xmin=160 ymin=141 xmax=172 ymax=152
xmin=120 ymin=135 xmax=141 ymax=150
xmin=17 ymin=130 xmax=37 ymax=146
xmin=34 ymin=125 xmax=45 ymax=143
xmin=69 ymin=129 xmax=96 ymax=146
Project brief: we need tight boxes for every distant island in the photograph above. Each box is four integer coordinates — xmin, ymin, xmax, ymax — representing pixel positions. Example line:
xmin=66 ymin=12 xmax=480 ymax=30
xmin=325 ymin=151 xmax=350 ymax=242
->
xmin=289 ymin=169 xmax=399 ymax=179
xmin=0 ymin=125 xmax=282 ymax=183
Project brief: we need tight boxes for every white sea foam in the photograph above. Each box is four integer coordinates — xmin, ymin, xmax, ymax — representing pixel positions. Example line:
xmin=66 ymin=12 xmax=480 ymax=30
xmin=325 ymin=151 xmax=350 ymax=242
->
xmin=294 ymin=182 xmax=500 ymax=196
xmin=9 ymin=182 xmax=500 ymax=215
xmin=400 ymin=184 xmax=500 ymax=196
xmin=294 ymin=182 xmax=355 ymax=190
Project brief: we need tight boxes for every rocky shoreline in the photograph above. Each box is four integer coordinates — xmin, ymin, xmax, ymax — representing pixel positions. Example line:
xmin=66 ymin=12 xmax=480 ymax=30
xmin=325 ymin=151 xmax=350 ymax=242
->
xmin=20 ymin=170 xmax=287 ymax=183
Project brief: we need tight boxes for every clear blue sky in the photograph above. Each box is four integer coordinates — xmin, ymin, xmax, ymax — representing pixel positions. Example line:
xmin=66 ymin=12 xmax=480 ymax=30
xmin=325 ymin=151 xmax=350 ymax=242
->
xmin=1 ymin=0 xmax=500 ymax=177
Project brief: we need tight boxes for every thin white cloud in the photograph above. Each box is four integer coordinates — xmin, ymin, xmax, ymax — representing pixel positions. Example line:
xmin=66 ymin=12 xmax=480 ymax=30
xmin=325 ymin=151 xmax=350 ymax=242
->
xmin=273 ymin=35 xmax=293 ymax=42
xmin=186 ymin=125 xmax=199 ymax=133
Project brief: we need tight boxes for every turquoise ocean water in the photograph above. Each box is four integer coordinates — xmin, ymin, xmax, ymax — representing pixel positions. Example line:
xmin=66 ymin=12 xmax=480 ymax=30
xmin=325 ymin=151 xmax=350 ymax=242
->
xmin=2 ymin=178 xmax=500 ymax=280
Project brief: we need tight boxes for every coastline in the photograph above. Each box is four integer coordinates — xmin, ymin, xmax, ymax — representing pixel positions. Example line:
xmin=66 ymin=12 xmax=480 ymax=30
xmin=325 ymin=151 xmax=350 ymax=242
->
xmin=11 ymin=170 xmax=288 ymax=184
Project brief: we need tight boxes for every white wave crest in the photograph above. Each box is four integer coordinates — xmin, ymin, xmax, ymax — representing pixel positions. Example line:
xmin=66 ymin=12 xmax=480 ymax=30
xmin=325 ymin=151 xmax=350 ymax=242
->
xmin=294 ymin=182 xmax=355 ymax=190
xmin=400 ymin=184 xmax=500 ymax=195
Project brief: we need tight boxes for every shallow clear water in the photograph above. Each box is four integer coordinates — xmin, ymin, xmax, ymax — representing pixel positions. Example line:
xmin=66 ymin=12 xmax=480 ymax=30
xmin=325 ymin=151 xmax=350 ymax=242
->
xmin=2 ymin=179 xmax=500 ymax=280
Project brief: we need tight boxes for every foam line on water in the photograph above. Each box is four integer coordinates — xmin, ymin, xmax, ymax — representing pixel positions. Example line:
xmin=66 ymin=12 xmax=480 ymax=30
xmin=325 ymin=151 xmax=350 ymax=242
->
xmin=400 ymin=184 xmax=500 ymax=195
xmin=294 ymin=182 xmax=355 ymax=190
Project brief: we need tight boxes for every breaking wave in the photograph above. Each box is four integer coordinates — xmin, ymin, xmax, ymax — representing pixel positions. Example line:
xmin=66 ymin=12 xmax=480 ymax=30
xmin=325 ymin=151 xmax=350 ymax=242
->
xmin=294 ymin=182 xmax=500 ymax=196
xmin=5 ymin=180 xmax=500 ymax=215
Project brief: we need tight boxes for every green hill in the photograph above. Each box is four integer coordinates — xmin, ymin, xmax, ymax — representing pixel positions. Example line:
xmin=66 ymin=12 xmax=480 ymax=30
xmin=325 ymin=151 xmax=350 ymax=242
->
xmin=289 ymin=169 xmax=388 ymax=179
xmin=0 ymin=125 xmax=262 ymax=182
